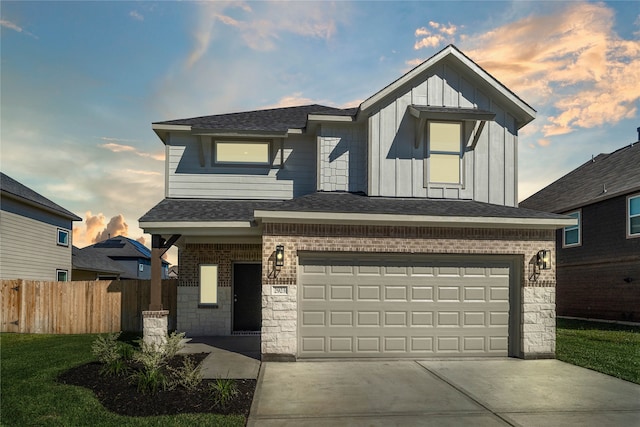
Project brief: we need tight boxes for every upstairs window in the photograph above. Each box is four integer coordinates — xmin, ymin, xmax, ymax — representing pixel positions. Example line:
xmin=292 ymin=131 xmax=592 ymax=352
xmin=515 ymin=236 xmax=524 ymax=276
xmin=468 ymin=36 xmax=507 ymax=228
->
xmin=57 ymin=229 xmax=69 ymax=247
xmin=428 ymin=122 xmax=462 ymax=184
xmin=628 ymin=194 xmax=640 ymax=238
xmin=215 ymin=141 xmax=270 ymax=165
xmin=563 ymin=211 xmax=581 ymax=247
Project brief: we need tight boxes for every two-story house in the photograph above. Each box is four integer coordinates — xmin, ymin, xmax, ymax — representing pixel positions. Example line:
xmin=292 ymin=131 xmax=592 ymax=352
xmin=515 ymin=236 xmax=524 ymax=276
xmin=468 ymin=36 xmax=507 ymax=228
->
xmin=1 ymin=172 xmax=81 ymax=281
xmin=520 ymin=139 xmax=640 ymax=322
xmin=140 ymin=45 xmax=574 ymax=361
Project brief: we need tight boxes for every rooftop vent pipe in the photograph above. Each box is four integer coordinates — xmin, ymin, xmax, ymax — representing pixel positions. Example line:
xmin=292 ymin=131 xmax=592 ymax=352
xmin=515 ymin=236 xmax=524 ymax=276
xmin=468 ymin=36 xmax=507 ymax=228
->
xmin=637 ymin=126 xmax=640 ymax=142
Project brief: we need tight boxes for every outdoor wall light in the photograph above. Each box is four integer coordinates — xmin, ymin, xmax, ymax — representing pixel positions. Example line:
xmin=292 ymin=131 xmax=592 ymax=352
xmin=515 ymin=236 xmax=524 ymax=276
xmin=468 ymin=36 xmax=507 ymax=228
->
xmin=275 ymin=245 xmax=285 ymax=267
xmin=536 ymin=249 xmax=551 ymax=270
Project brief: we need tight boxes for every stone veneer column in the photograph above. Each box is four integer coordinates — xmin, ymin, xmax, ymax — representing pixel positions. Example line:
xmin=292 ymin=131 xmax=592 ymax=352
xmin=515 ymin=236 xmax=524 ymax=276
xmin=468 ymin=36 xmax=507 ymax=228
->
xmin=142 ymin=310 xmax=169 ymax=347
xmin=522 ymin=287 xmax=556 ymax=358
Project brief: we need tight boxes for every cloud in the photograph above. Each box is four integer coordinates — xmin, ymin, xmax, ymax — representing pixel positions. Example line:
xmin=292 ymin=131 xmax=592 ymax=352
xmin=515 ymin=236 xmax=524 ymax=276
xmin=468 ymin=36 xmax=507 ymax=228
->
xmin=414 ymin=21 xmax=458 ymax=50
xmin=0 ymin=19 xmax=38 ymax=39
xmin=73 ymin=212 xmax=149 ymax=249
xmin=129 ymin=10 xmax=144 ymax=21
xmin=186 ymin=1 xmax=342 ymax=68
xmin=537 ymin=139 xmax=551 ymax=147
xmin=100 ymin=139 xmax=164 ymax=161
xmin=411 ymin=2 xmax=640 ymax=138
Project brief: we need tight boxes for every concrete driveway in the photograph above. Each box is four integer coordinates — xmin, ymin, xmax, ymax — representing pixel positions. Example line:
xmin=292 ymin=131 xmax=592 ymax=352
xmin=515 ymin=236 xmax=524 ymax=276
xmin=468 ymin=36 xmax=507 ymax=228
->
xmin=248 ymin=359 xmax=640 ymax=426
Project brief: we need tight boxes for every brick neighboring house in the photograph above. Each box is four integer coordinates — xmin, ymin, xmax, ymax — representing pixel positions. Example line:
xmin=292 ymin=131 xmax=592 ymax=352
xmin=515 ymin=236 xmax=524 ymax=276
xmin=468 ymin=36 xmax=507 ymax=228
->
xmin=74 ymin=236 xmax=170 ymax=280
xmin=0 ymin=172 xmax=81 ymax=281
xmin=520 ymin=139 xmax=640 ymax=322
xmin=140 ymin=45 xmax=574 ymax=360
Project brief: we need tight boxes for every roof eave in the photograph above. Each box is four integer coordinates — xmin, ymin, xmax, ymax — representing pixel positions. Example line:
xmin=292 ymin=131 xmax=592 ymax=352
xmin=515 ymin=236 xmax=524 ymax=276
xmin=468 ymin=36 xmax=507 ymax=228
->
xmin=0 ymin=191 xmax=81 ymax=221
xmin=139 ymin=220 xmax=262 ymax=237
xmin=253 ymin=210 xmax=575 ymax=229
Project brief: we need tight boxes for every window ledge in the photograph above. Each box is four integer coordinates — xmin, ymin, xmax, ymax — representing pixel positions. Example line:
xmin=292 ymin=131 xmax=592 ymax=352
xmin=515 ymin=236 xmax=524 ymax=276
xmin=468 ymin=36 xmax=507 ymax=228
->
xmin=198 ymin=304 xmax=219 ymax=309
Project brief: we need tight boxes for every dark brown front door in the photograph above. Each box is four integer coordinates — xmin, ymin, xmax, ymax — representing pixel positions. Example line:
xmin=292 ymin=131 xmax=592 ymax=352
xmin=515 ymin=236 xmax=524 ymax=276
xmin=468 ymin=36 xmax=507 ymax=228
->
xmin=233 ymin=263 xmax=262 ymax=332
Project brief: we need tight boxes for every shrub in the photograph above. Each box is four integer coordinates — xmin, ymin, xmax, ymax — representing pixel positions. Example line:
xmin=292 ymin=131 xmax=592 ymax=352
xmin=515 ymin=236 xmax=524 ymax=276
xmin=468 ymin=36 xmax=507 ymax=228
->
xmin=91 ymin=332 xmax=131 ymax=376
xmin=164 ymin=331 xmax=186 ymax=358
xmin=167 ymin=355 xmax=203 ymax=391
xmin=210 ymin=378 xmax=238 ymax=408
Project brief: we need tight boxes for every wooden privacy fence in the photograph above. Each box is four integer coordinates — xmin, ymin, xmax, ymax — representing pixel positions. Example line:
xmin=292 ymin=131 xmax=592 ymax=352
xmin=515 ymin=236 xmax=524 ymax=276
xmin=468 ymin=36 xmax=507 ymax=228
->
xmin=0 ymin=279 xmax=177 ymax=334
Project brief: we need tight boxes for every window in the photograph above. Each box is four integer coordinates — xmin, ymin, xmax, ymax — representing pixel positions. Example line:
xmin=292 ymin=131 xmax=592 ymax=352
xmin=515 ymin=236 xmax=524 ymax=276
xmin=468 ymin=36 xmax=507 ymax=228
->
xmin=428 ymin=122 xmax=462 ymax=184
xmin=628 ymin=194 xmax=640 ymax=238
xmin=57 ymin=269 xmax=68 ymax=281
xmin=215 ymin=141 xmax=270 ymax=164
xmin=57 ymin=229 xmax=69 ymax=247
xmin=563 ymin=211 xmax=581 ymax=247
xmin=200 ymin=264 xmax=218 ymax=305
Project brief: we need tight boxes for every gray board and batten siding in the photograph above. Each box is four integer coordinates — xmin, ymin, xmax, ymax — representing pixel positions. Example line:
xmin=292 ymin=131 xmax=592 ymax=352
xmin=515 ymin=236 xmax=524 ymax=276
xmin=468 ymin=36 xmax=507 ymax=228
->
xmin=166 ymin=132 xmax=317 ymax=200
xmin=367 ymin=58 xmax=518 ymax=206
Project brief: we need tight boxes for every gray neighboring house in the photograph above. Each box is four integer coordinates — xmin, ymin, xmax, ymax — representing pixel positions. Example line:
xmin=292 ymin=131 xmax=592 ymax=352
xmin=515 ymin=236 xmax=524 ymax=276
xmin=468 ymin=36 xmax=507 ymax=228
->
xmin=520 ymin=139 xmax=640 ymax=322
xmin=71 ymin=246 xmax=124 ymax=280
xmin=141 ymin=44 xmax=575 ymax=361
xmin=74 ymin=236 xmax=169 ymax=280
xmin=0 ymin=172 xmax=82 ymax=281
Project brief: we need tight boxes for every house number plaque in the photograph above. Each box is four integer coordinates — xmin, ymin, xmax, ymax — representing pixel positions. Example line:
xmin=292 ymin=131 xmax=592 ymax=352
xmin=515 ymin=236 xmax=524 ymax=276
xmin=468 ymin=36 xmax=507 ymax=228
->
xmin=272 ymin=286 xmax=288 ymax=295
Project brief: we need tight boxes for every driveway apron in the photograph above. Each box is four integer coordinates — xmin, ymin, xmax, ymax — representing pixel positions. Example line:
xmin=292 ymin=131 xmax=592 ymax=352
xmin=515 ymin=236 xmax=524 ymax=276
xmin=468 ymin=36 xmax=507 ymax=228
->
xmin=248 ymin=359 xmax=640 ymax=426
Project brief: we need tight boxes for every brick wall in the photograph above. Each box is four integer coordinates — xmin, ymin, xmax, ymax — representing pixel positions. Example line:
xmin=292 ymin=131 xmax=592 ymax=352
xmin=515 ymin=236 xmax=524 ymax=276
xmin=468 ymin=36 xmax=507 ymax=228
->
xmin=262 ymin=224 xmax=557 ymax=359
xmin=177 ymin=243 xmax=261 ymax=336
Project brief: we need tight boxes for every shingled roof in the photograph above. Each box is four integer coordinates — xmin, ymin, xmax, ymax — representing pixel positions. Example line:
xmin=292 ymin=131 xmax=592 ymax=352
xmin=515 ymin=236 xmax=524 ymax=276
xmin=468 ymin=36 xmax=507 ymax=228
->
xmin=140 ymin=192 xmax=568 ymax=223
xmin=0 ymin=172 xmax=81 ymax=221
xmin=520 ymin=143 xmax=640 ymax=213
xmin=154 ymin=104 xmax=358 ymax=133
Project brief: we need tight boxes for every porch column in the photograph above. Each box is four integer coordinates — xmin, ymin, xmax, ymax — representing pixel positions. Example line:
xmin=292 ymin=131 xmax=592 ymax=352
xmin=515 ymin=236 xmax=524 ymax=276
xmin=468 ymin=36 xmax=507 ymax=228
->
xmin=144 ymin=234 xmax=180 ymax=347
xmin=149 ymin=234 xmax=163 ymax=311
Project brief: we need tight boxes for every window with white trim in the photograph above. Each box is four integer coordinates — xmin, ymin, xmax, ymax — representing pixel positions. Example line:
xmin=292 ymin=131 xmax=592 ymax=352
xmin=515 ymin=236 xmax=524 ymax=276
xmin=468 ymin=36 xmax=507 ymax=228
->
xmin=628 ymin=194 xmax=640 ymax=238
xmin=427 ymin=121 xmax=462 ymax=184
xmin=214 ymin=141 xmax=270 ymax=165
xmin=563 ymin=211 xmax=581 ymax=247
xmin=57 ymin=269 xmax=68 ymax=281
xmin=200 ymin=264 xmax=218 ymax=305
xmin=57 ymin=228 xmax=69 ymax=247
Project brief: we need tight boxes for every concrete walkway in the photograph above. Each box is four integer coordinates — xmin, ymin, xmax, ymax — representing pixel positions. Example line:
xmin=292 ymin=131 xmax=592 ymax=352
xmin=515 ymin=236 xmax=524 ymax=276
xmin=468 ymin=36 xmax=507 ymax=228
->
xmin=178 ymin=336 xmax=261 ymax=379
xmin=248 ymin=359 xmax=640 ymax=426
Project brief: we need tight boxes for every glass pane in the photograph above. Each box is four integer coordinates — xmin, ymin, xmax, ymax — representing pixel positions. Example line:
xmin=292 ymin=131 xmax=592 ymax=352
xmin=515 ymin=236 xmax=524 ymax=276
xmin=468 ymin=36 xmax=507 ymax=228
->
xmin=565 ymin=229 xmax=579 ymax=245
xmin=429 ymin=122 xmax=461 ymax=152
xmin=200 ymin=265 xmax=218 ymax=304
xmin=57 ymin=270 xmax=68 ymax=281
xmin=216 ymin=142 xmax=269 ymax=163
xmin=631 ymin=217 xmax=640 ymax=235
xmin=630 ymin=196 xmax=640 ymax=216
xmin=430 ymin=154 xmax=460 ymax=183
xmin=58 ymin=229 xmax=69 ymax=246
xmin=568 ymin=212 xmax=580 ymax=220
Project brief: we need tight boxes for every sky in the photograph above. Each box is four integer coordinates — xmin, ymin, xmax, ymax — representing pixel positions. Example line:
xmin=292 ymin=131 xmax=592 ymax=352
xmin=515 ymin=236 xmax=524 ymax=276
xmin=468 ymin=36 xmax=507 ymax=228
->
xmin=2 ymin=0 xmax=639 ymax=266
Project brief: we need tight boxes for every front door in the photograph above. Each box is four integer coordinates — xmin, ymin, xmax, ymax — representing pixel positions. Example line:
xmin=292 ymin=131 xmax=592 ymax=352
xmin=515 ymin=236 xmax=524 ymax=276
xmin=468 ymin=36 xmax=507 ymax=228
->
xmin=233 ymin=263 xmax=262 ymax=332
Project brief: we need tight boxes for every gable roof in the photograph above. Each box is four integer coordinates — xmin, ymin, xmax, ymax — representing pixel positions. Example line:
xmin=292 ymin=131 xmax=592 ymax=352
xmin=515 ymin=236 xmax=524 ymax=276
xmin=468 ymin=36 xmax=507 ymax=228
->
xmin=359 ymin=45 xmax=536 ymax=129
xmin=0 ymin=172 xmax=81 ymax=221
xmin=520 ymin=142 xmax=640 ymax=213
xmin=78 ymin=236 xmax=168 ymax=265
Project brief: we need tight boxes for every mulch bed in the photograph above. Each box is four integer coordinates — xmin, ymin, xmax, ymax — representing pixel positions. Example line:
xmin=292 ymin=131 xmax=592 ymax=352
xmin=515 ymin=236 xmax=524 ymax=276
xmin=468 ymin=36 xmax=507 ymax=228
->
xmin=57 ymin=353 xmax=256 ymax=417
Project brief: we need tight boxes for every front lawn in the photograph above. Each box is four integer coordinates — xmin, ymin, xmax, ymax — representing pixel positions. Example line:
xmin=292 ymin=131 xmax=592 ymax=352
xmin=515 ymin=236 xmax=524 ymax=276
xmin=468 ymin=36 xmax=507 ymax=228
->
xmin=0 ymin=333 xmax=245 ymax=427
xmin=556 ymin=318 xmax=640 ymax=384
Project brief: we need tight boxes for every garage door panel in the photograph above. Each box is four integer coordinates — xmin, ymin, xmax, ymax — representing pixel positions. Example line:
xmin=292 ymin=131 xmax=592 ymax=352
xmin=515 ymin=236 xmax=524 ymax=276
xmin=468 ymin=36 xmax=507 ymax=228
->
xmin=299 ymin=255 xmax=511 ymax=358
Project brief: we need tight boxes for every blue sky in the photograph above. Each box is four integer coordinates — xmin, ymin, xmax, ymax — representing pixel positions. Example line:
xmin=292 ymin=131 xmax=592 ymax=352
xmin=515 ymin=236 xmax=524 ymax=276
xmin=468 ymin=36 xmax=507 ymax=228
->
xmin=2 ymin=1 xmax=639 ymax=265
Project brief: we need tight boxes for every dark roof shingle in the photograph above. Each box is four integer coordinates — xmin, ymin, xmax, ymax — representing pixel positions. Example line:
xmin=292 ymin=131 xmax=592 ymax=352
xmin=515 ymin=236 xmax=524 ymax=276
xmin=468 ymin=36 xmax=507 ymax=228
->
xmin=140 ymin=193 xmax=568 ymax=223
xmin=154 ymin=104 xmax=357 ymax=132
xmin=520 ymin=143 xmax=640 ymax=213
xmin=0 ymin=172 xmax=81 ymax=220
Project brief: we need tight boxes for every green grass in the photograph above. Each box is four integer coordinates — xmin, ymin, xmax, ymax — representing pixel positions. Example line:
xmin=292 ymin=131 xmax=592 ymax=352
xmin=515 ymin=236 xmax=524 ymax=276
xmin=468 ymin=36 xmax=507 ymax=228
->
xmin=0 ymin=333 xmax=245 ymax=427
xmin=556 ymin=318 xmax=640 ymax=384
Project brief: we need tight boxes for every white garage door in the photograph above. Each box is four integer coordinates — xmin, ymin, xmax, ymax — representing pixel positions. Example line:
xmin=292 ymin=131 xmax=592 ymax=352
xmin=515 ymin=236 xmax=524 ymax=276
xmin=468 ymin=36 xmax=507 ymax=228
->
xmin=298 ymin=254 xmax=512 ymax=358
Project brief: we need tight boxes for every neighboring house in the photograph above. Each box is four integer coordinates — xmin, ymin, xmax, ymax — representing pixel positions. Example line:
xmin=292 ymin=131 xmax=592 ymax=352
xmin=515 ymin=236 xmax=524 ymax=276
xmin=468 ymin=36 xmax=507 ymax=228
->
xmin=0 ymin=172 xmax=82 ymax=281
xmin=520 ymin=139 xmax=640 ymax=322
xmin=140 ymin=45 xmax=574 ymax=361
xmin=74 ymin=236 xmax=170 ymax=280
xmin=71 ymin=246 xmax=124 ymax=280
